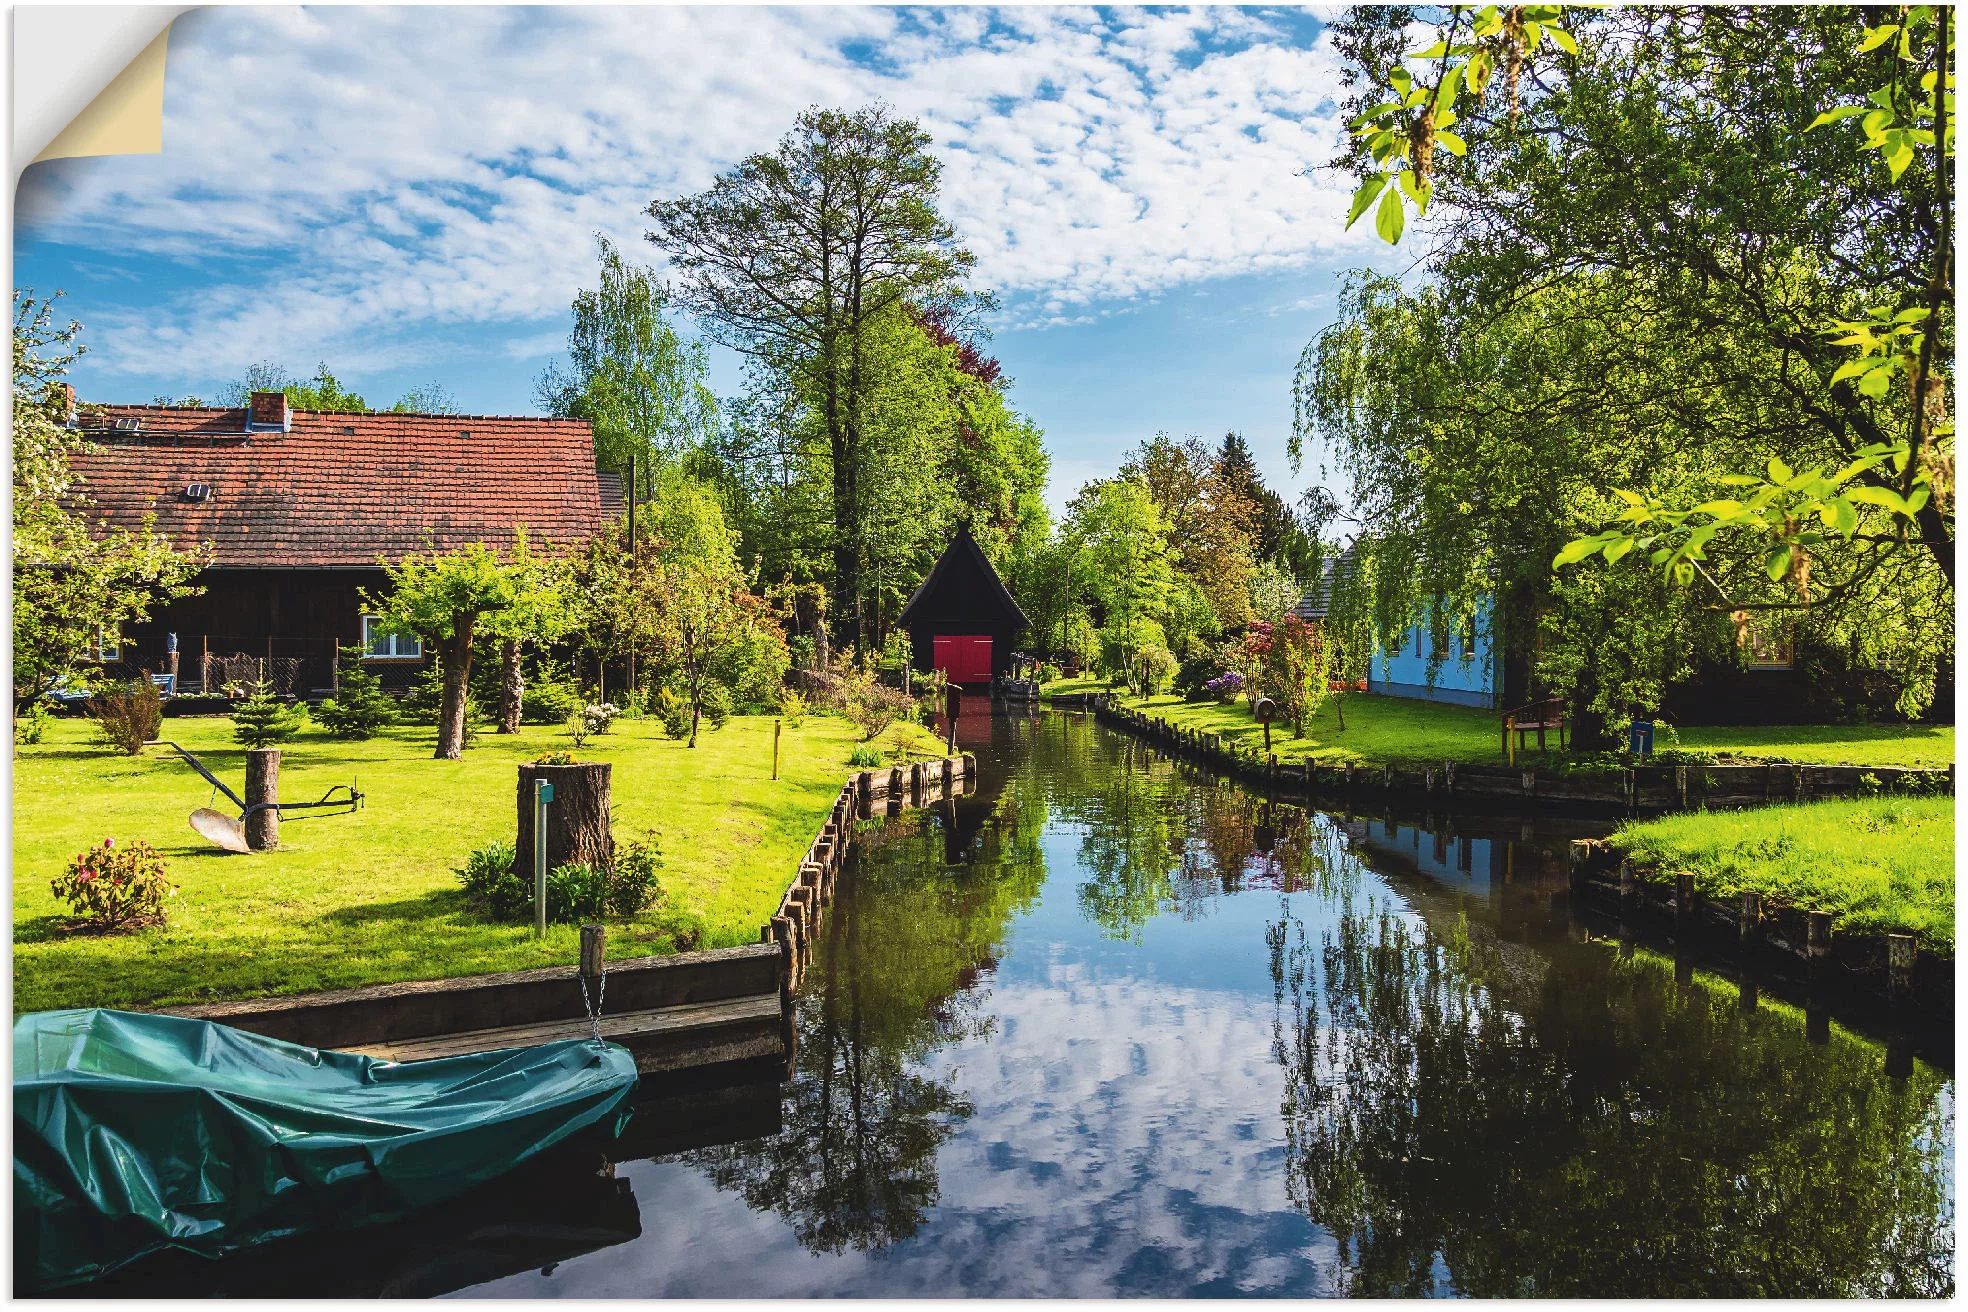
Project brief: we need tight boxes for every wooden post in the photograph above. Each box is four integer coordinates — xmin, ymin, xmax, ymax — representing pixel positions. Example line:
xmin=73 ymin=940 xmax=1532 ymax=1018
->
xmin=1739 ymin=891 xmax=1762 ymax=946
xmin=1618 ymin=858 xmax=1635 ymax=907
xmin=1675 ymin=872 xmax=1696 ymax=926
xmin=244 ymin=748 xmax=280 ymax=851
xmin=1887 ymin=934 xmax=1916 ymax=998
xmin=772 ymin=718 xmax=782 ymax=780
xmin=1737 ymin=975 xmax=1758 ymax=1014
xmin=1806 ymin=910 xmax=1833 ymax=971
xmin=517 ymin=762 xmax=613 ymax=888
xmin=200 ymin=634 xmax=210 ymax=694
xmin=1568 ymin=839 xmax=1593 ymax=888
xmin=579 ymin=924 xmax=606 ymax=994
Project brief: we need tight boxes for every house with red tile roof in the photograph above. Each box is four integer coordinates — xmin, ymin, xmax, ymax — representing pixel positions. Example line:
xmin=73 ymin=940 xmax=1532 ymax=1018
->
xmin=62 ymin=391 xmax=623 ymax=696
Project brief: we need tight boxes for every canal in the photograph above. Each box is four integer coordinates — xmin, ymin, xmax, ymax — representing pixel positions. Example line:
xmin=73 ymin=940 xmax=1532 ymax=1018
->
xmin=93 ymin=709 xmax=1956 ymax=1297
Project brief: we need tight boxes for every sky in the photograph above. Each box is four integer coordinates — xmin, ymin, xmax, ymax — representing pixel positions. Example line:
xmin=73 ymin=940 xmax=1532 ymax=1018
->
xmin=15 ymin=5 xmax=1404 ymax=513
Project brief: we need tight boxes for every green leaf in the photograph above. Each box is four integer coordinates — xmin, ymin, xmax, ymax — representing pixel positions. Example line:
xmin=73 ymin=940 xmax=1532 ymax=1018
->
xmin=1547 ymin=24 xmax=1578 ymax=55
xmin=1765 ymin=545 xmax=1792 ymax=582
xmin=1375 ymin=185 xmax=1406 ymax=244
xmin=1857 ymin=365 xmax=1894 ymax=399
xmin=1765 ymin=456 xmax=1793 ymax=484
xmin=1435 ymin=129 xmax=1468 ymax=156
xmin=1692 ymin=499 xmax=1745 ymax=518
xmin=1717 ymin=474 xmax=1760 ymax=486
xmin=1612 ymin=488 xmax=1646 ymax=507
xmin=1345 ymin=175 xmax=1389 ymax=229
xmin=1603 ymin=537 xmax=1634 ymax=564
xmin=1858 ymin=23 xmax=1901 ymax=52
xmin=1347 ymin=103 xmax=1403 ymax=130
xmin=1553 ymin=534 xmax=1614 ymax=568
xmin=1808 ymin=105 xmax=1872 ymax=130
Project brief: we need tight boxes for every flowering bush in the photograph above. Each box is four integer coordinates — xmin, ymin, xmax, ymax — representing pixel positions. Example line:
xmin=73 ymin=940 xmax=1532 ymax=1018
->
xmin=52 ymin=838 xmax=173 ymax=931
xmin=583 ymin=702 xmax=620 ymax=735
xmin=1203 ymin=671 xmax=1246 ymax=703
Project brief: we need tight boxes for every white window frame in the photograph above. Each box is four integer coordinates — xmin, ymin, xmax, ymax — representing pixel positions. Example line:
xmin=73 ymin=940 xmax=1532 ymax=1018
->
xmin=362 ymin=614 xmax=422 ymax=660
xmin=96 ymin=628 xmax=121 ymax=662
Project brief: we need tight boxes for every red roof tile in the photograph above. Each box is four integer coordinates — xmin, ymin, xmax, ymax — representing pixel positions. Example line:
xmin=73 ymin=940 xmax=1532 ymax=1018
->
xmin=65 ymin=405 xmax=614 ymax=568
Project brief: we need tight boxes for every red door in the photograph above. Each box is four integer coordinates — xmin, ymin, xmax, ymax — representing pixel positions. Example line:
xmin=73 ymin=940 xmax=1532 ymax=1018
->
xmin=932 ymin=634 xmax=993 ymax=684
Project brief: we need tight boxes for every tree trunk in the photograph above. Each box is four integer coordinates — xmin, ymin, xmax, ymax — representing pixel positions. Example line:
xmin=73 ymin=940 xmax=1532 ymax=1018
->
xmin=516 ymin=762 xmax=613 ymax=886
xmin=1568 ymin=663 xmax=1615 ymax=753
xmin=498 ymin=637 xmax=524 ymax=734
xmin=434 ymin=617 xmax=476 ymax=761
xmin=244 ymin=748 xmax=280 ymax=851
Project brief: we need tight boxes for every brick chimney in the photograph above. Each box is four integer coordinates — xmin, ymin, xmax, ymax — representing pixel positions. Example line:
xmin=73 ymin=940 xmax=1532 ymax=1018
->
xmin=247 ymin=390 xmax=291 ymax=433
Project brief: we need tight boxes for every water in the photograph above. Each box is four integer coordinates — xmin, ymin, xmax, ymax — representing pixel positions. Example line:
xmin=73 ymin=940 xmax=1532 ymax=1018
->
xmin=85 ymin=711 xmax=1956 ymax=1297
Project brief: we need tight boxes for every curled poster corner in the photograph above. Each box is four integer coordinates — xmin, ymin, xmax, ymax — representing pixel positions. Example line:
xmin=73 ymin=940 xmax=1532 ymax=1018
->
xmin=19 ymin=7 xmax=188 ymax=168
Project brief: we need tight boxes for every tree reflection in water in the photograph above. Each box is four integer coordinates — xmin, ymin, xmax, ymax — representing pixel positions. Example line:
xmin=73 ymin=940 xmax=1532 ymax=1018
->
xmin=682 ymin=788 xmax=1047 ymax=1255
xmin=1269 ymin=844 xmax=1955 ymax=1298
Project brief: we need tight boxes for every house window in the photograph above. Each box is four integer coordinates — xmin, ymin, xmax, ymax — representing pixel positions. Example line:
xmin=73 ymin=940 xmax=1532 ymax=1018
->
xmin=362 ymin=615 xmax=422 ymax=660
xmin=1462 ymin=620 xmax=1478 ymax=661
xmin=1430 ymin=613 xmax=1450 ymax=660
xmin=95 ymin=628 xmax=121 ymax=662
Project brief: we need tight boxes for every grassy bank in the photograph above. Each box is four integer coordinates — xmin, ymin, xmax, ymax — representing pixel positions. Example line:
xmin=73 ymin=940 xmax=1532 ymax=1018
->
xmin=1611 ymin=798 xmax=1954 ymax=949
xmin=1075 ymin=685 xmax=1954 ymax=770
xmin=15 ymin=713 xmax=941 ymax=1012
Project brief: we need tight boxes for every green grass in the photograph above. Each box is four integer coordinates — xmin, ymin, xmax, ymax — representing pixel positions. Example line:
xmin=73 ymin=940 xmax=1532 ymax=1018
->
xmin=15 ymin=713 xmax=944 ymax=1013
xmin=1611 ymin=797 xmax=1955 ymax=949
xmin=1677 ymin=723 xmax=1955 ymax=767
xmin=1114 ymin=692 xmax=1955 ymax=770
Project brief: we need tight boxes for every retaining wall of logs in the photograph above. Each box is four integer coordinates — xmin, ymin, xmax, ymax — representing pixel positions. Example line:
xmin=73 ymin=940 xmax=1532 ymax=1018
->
xmin=1089 ymin=695 xmax=1953 ymax=813
xmin=760 ymin=753 xmax=977 ymax=988
xmin=1566 ymin=837 xmax=1951 ymax=1010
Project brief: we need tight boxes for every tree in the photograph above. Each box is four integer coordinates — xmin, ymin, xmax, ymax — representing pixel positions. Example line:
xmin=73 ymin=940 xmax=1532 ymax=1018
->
xmin=535 ymin=235 xmax=720 ymax=498
xmin=648 ymin=104 xmax=979 ymax=658
xmin=11 ymin=292 xmax=207 ymax=718
xmin=1319 ymin=5 xmax=1953 ymax=715
xmin=222 ymin=361 xmax=453 ymax=414
xmin=365 ymin=534 xmax=565 ymax=760
xmin=1066 ymin=478 xmax=1177 ymax=692
xmin=1121 ymin=434 xmax=1261 ymax=631
xmin=230 ymin=680 xmax=306 ymax=748
xmin=314 ymin=645 xmax=399 ymax=739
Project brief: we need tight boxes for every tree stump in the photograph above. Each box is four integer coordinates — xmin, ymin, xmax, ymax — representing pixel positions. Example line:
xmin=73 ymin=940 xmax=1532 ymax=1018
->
xmin=517 ymin=762 xmax=613 ymax=884
xmin=245 ymin=749 xmax=280 ymax=851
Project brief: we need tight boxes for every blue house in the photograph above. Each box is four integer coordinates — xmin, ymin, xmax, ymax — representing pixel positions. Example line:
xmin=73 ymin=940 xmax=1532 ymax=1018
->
xmin=1295 ymin=550 xmax=1503 ymax=710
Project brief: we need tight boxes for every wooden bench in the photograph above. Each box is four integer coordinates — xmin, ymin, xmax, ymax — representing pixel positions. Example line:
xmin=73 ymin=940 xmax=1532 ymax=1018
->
xmin=1502 ymin=698 xmax=1568 ymax=756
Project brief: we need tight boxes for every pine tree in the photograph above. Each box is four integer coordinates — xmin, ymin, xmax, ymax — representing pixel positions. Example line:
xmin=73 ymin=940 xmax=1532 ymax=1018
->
xmin=231 ymin=680 xmax=305 ymax=748
xmin=314 ymin=645 xmax=398 ymax=739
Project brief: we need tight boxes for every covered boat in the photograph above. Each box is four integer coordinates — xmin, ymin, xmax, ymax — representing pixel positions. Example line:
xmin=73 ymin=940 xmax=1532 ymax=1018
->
xmin=14 ymin=1008 xmax=639 ymax=1292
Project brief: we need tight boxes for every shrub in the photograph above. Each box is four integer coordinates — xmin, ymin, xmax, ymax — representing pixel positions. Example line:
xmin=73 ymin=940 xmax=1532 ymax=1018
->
xmin=15 ymin=701 xmax=51 ymax=745
xmin=653 ymin=688 xmax=694 ymax=741
xmin=848 ymin=743 xmax=885 ymax=768
xmin=546 ymin=862 xmax=612 ymax=922
xmin=1175 ymin=652 xmax=1227 ymax=700
xmin=1203 ymin=670 xmax=1246 ymax=704
xmin=565 ymin=708 xmax=594 ymax=750
xmin=314 ymin=646 xmax=399 ymax=739
xmin=522 ymin=676 xmax=583 ymax=726
xmin=842 ymin=668 xmax=914 ymax=741
xmin=606 ymin=837 xmax=662 ymax=916
xmin=231 ymin=681 xmax=306 ymax=748
xmin=583 ymin=702 xmax=621 ymax=736
xmin=1137 ymin=646 xmax=1177 ymax=696
xmin=699 ymin=684 xmax=732 ymax=730
xmin=406 ymin=662 xmax=488 ymax=734
xmin=455 ymin=838 xmax=528 ymax=919
xmin=90 ymin=678 xmax=164 ymax=755
xmin=52 ymin=838 xmax=173 ymax=931
xmin=778 ymin=689 xmax=808 ymax=727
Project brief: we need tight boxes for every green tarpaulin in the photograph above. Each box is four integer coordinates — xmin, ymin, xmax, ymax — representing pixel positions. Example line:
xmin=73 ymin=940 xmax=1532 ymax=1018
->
xmin=14 ymin=1008 xmax=639 ymax=1292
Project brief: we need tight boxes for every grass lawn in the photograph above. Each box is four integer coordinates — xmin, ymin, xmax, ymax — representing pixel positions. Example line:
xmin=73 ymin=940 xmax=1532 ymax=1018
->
xmin=1112 ymin=692 xmax=1955 ymax=770
xmin=15 ymin=713 xmax=943 ymax=1013
xmin=1611 ymin=798 xmax=1955 ymax=949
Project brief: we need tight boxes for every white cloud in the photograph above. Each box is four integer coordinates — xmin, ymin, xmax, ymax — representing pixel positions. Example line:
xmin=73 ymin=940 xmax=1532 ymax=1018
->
xmin=18 ymin=6 xmax=1373 ymax=382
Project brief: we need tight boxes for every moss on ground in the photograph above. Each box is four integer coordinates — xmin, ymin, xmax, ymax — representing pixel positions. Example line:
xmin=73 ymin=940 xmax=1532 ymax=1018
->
xmin=15 ymin=712 xmax=944 ymax=1012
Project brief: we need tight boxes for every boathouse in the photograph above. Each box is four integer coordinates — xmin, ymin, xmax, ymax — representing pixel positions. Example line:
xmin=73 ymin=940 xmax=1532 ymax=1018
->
xmin=62 ymin=391 xmax=620 ymax=696
xmin=897 ymin=525 xmax=1027 ymax=687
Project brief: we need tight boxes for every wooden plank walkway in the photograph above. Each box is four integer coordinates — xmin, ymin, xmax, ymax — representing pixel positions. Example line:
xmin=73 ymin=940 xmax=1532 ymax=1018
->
xmin=346 ymin=994 xmax=784 ymax=1070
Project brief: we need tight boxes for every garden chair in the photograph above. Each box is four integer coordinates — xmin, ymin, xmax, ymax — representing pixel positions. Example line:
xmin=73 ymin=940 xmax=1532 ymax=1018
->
xmin=1501 ymin=698 xmax=1568 ymax=757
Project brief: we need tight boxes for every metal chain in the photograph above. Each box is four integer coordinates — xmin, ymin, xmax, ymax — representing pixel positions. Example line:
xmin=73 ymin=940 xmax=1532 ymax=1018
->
xmin=578 ymin=969 xmax=607 ymax=1045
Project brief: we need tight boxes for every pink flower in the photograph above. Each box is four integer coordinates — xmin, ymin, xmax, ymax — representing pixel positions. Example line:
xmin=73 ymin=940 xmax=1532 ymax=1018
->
xmin=76 ymin=870 xmax=95 ymax=883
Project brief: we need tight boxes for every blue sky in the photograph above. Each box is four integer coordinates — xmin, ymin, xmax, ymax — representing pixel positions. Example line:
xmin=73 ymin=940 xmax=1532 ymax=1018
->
xmin=16 ymin=5 xmax=1400 ymax=512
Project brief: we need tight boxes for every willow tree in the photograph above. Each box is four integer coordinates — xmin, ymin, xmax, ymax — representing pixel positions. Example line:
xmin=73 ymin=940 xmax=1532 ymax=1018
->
xmin=648 ymin=104 xmax=978 ymax=658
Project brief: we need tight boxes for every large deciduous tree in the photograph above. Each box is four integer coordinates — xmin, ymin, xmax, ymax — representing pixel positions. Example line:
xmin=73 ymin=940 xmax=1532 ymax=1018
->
xmin=1066 ymin=479 xmax=1177 ymax=693
xmin=12 ymin=292 xmax=206 ymax=720
xmin=647 ymin=104 xmax=979 ymax=658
